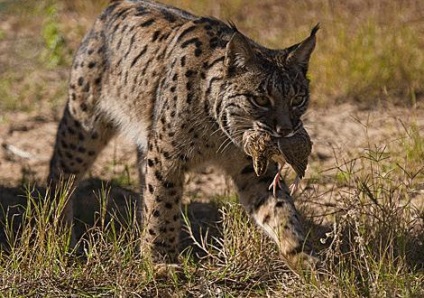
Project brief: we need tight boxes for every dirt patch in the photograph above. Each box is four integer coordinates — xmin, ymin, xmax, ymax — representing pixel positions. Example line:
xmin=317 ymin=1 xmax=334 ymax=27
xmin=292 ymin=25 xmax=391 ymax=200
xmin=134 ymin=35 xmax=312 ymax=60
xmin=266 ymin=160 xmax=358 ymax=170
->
xmin=1 ymin=103 xmax=422 ymax=190
xmin=0 ymin=103 xmax=423 ymax=227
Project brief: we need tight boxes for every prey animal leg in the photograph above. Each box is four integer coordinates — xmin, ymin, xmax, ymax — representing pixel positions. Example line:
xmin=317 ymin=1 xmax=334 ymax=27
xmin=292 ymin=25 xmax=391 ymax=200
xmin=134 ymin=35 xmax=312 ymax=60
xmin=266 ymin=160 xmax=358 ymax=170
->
xmin=289 ymin=176 xmax=301 ymax=195
xmin=269 ymin=165 xmax=283 ymax=198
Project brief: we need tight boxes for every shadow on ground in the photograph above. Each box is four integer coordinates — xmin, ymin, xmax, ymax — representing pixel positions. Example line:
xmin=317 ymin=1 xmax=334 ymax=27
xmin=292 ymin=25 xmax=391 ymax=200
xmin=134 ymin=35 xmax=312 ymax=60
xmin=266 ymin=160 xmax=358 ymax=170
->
xmin=0 ymin=179 xmax=423 ymax=271
xmin=0 ymin=178 xmax=222 ymax=259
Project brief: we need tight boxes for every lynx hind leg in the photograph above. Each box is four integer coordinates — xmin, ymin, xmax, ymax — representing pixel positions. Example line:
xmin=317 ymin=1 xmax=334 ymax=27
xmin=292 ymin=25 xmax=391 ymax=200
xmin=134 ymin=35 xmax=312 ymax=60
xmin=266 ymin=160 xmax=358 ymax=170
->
xmin=137 ymin=147 xmax=147 ymax=195
xmin=48 ymin=106 xmax=115 ymax=184
xmin=48 ymin=27 xmax=115 ymax=241
xmin=135 ymin=147 xmax=146 ymax=224
xmin=49 ymin=22 xmax=110 ymax=184
xmin=48 ymin=104 xmax=115 ymax=240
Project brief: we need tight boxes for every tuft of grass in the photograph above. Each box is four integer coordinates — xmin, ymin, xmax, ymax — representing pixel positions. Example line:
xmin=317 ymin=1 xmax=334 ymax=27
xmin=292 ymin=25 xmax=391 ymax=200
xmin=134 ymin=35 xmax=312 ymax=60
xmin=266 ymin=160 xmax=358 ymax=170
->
xmin=401 ymin=123 xmax=424 ymax=164
xmin=1 ymin=149 xmax=423 ymax=296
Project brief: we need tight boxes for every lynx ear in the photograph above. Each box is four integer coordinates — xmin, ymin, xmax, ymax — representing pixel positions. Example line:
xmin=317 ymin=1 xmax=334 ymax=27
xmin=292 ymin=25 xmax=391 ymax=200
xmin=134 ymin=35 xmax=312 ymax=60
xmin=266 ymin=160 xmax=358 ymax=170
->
xmin=225 ymin=30 xmax=258 ymax=72
xmin=286 ymin=24 xmax=319 ymax=73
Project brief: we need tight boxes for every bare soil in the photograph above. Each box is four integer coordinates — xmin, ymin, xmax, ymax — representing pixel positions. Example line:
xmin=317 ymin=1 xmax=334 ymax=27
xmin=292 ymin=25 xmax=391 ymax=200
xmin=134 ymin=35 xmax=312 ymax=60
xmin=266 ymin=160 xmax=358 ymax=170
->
xmin=1 ymin=103 xmax=422 ymax=190
xmin=0 ymin=103 xmax=423 ymax=241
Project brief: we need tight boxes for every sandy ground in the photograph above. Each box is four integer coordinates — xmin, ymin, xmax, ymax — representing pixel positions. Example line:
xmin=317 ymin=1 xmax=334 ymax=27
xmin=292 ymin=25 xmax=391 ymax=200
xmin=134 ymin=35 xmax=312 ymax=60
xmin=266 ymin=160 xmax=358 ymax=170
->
xmin=0 ymin=103 xmax=423 ymax=244
xmin=1 ymin=103 xmax=422 ymax=192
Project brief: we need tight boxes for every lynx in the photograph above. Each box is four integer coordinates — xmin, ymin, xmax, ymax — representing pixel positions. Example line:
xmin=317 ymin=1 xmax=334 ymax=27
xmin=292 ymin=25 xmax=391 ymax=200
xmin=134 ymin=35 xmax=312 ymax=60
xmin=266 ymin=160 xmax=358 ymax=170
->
xmin=48 ymin=0 xmax=318 ymax=268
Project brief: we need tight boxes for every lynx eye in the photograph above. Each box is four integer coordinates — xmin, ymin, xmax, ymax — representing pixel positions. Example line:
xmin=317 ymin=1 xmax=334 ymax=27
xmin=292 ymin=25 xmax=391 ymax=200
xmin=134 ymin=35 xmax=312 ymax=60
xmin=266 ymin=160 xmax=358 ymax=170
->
xmin=291 ymin=96 xmax=305 ymax=107
xmin=253 ymin=96 xmax=270 ymax=107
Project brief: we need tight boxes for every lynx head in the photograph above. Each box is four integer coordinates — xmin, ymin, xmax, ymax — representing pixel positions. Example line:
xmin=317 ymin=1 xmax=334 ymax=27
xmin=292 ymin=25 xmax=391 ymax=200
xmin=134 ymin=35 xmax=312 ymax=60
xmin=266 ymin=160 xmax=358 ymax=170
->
xmin=218 ymin=24 xmax=319 ymax=148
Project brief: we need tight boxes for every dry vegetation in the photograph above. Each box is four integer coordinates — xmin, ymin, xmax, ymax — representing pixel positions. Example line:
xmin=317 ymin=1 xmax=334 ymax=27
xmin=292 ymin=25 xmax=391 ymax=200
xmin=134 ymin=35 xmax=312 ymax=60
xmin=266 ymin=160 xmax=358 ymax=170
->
xmin=0 ymin=0 xmax=423 ymax=297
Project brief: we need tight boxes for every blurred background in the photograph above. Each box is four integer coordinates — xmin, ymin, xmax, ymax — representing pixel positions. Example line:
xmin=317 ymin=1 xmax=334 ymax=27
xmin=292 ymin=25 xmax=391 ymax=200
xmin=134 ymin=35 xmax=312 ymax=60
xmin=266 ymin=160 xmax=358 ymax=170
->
xmin=0 ymin=0 xmax=423 ymax=117
xmin=0 ymin=2 xmax=423 ymax=295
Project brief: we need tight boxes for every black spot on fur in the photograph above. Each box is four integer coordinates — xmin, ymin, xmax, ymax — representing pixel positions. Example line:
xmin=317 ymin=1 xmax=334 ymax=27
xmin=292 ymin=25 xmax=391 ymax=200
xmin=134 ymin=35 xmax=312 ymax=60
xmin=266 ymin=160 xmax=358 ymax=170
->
xmin=131 ymin=45 xmax=148 ymax=67
xmin=134 ymin=6 xmax=147 ymax=17
xmin=163 ymin=181 xmax=174 ymax=188
xmin=60 ymin=140 xmax=68 ymax=149
xmin=185 ymin=70 xmax=195 ymax=77
xmin=154 ymin=171 xmax=163 ymax=182
xmin=80 ymin=103 xmax=88 ymax=112
xmin=161 ymin=9 xmax=177 ymax=22
xmin=276 ymin=201 xmax=284 ymax=208
xmin=194 ymin=48 xmax=202 ymax=57
xmin=67 ymin=127 xmax=76 ymax=135
xmin=181 ymin=37 xmax=201 ymax=49
xmin=209 ymin=37 xmax=219 ymax=49
xmin=140 ymin=19 xmax=155 ymax=27
xmin=152 ymin=30 xmax=160 ymax=42
xmin=147 ymin=159 xmax=154 ymax=167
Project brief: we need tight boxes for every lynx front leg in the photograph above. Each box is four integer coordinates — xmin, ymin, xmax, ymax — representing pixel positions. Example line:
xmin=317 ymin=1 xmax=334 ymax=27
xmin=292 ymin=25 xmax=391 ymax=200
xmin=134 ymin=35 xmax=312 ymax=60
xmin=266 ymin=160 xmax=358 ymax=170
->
xmin=229 ymin=160 xmax=317 ymax=269
xmin=142 ymin=138 xmax=184 ymax=263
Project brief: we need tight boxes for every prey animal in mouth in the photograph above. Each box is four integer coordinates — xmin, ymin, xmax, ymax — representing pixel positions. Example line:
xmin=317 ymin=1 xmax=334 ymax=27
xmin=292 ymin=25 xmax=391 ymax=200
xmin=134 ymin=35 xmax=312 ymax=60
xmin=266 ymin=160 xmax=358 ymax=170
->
xmin=243 ymin=127 xmax=312 ymax=197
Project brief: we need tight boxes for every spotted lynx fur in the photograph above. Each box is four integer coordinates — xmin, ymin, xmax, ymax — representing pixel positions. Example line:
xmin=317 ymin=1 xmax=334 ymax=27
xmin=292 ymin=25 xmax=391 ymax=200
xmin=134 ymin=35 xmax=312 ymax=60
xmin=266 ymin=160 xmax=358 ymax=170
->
xmin=48 ymin=0 xmax=318 ymax=267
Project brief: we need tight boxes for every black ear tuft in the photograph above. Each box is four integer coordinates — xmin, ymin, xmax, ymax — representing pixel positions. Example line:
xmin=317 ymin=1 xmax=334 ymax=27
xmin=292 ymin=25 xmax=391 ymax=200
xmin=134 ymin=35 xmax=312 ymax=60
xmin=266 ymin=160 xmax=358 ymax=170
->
xmin=227 ymin=20 xmax=239 ymax=32
xmin=310 ymin=23 xmax=320 ymax=37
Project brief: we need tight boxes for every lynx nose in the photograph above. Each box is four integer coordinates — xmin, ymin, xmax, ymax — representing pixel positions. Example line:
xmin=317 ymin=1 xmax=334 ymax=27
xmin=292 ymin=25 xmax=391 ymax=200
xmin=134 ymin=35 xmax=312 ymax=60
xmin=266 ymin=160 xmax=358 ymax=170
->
xmin=276 ymin=125 xmax=293 ymax=137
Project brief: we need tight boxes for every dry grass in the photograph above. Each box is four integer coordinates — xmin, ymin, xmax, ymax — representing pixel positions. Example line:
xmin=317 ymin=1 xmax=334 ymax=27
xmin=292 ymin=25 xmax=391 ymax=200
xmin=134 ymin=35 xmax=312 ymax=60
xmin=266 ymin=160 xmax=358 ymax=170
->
xmin=0 ymin=143 xmax=422 ymax=296
xmin=0 ymin=0 xmax=423 ymax=296
xmin=1 ymin=0 xmax=423 ymax=113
